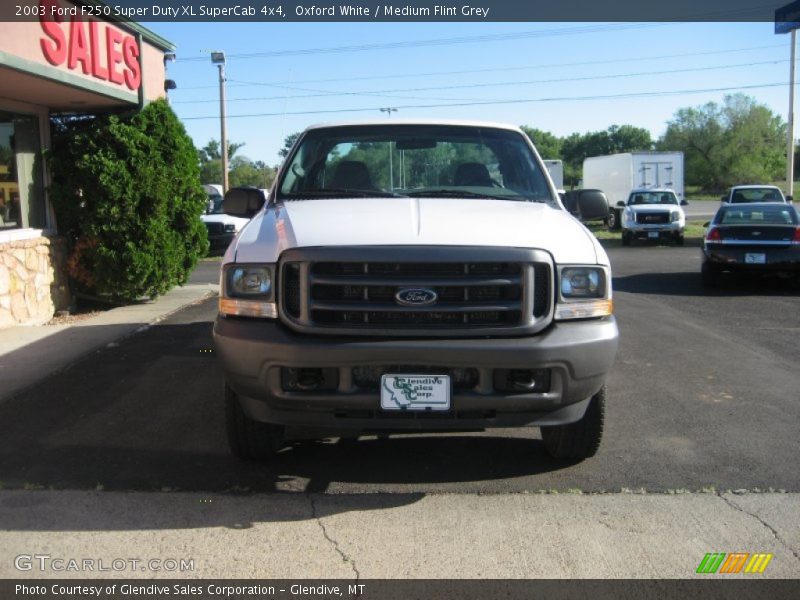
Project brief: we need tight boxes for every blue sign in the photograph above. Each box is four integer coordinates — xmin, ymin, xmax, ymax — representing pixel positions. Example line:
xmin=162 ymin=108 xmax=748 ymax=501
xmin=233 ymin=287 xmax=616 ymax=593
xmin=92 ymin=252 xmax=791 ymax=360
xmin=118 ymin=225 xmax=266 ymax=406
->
xmin=776 ymin=0 xmax=800 ymax=33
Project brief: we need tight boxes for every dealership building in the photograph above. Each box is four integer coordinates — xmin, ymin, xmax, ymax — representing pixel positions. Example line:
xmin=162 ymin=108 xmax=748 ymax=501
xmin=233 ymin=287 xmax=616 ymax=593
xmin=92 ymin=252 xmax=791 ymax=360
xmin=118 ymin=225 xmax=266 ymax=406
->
xmin=0 ymin=2 xmax=174 ymax=327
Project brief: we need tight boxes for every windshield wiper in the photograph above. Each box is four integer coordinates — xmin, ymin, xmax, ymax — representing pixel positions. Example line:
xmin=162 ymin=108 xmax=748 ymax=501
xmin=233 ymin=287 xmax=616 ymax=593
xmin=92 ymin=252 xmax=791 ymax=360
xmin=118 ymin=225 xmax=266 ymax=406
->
xmin=282 ymin=188 xmax=408 ymax=199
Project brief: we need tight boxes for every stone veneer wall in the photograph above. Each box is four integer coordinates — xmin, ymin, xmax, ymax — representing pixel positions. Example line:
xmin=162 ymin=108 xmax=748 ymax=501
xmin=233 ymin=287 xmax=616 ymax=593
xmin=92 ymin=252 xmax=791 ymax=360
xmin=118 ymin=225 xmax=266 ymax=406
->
xmin=0 ymin=235 xmax=71 ymax=328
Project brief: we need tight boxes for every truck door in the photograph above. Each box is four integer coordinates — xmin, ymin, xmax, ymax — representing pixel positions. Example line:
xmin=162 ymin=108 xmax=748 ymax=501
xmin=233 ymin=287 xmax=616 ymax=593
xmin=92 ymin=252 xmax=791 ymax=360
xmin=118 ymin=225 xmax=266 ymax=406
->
xmin=639 ymin=162 xmax=674 ymax=189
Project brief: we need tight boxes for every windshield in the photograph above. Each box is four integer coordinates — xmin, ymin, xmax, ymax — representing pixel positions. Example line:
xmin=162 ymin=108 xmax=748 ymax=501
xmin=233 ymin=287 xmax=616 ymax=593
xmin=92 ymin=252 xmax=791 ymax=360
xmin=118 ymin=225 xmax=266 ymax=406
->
xmin=729 ymin=188 xmax=784 ymax=203
xmin=627 ymin=191 xmax=677 ymax=206
xmin=277 ymin=124 xmax=553 ymax=203
xmin=205 ymin=194 xmax=224 ymax=214
xmin=718 ymin=206 xmax=798 ymax=225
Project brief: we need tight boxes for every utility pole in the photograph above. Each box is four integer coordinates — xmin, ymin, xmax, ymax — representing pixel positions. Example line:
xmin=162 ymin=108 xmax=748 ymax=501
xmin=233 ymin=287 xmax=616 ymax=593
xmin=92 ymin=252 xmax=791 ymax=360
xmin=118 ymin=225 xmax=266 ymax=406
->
xmin=788 ymin=30 xmax=796 ymax=197
xmin=211 ymin=51 xmax=229 ymax=193
xmin=775 ymin=1 xmax=800 ymax=197
xmin=380 ymin=108 xmax=398 ymax=189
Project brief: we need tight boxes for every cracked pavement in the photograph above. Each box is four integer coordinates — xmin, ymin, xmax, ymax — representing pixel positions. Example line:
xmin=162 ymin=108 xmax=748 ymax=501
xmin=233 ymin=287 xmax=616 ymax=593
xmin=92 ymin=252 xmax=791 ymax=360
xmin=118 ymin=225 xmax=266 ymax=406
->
xmin=0 ymin=490 xmax=798 ymax=578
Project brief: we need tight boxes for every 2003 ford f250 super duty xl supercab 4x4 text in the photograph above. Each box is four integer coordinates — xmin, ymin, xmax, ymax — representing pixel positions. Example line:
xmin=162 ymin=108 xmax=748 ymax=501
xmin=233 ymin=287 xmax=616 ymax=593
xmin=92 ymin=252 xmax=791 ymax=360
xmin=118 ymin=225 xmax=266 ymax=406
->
xmin=213 ymin=121 xmax=619 ymax=461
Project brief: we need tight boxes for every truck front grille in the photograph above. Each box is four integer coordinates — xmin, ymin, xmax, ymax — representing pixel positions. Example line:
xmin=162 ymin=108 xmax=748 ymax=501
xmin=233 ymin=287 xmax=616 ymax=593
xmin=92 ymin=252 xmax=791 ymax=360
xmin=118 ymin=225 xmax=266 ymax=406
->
xmin=635 ymin=211 xmax=670 ymax=224
xmin=278 ymin=247 xmax=553 ymax=337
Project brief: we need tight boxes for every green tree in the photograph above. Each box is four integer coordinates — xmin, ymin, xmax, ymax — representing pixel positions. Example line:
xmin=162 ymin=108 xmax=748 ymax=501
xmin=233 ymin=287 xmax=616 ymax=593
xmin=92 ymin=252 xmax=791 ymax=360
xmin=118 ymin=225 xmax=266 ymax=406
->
xmin=520 ymin=127 xmax=561 ymax=159
xmin=48 ymin=100 xmax=208 ymax=301
xmin=660 ymin=94 xmax=785 ymax=190
xmin=198 ymin=139 xmax=244 ymax=163
xmin=278 ymin=132 xmax=300 ymax=159
xmin=229 ymin=156 xmax=277 ymax=189
xmin=559 ymin=125 xmax=653 ymax=187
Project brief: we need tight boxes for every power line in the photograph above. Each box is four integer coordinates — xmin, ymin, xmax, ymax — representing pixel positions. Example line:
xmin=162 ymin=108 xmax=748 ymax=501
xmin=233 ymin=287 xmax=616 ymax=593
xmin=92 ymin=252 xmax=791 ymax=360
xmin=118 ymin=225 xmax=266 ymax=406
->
xmin=178 ymin=23 xmax=665 ymax=62
xmin=174 ymin=43 xmax=787 ymax=91
xmin=179 ymin=81 xmax=796 ymax=121
xmin=172 ymin=59 xmax=790 ymax=105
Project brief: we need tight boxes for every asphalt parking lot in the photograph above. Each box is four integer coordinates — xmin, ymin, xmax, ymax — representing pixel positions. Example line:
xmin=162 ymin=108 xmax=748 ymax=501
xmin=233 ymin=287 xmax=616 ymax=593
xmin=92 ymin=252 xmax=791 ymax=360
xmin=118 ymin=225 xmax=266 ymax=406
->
xmin=0 ymin=247 xmax=797 ymax=495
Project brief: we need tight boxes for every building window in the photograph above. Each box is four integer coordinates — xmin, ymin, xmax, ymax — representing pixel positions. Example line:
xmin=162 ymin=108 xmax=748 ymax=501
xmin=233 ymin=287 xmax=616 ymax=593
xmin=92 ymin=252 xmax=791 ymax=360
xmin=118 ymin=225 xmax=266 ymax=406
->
xmin=0 ymin=111 xmax=44 ymax=231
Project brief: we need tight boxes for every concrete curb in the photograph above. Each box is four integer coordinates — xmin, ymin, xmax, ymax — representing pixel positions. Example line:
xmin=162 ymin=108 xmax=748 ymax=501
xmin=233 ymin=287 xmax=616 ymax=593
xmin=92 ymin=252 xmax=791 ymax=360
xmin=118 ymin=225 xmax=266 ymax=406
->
xmin=0 ymin=283 xmax=218 ymax=403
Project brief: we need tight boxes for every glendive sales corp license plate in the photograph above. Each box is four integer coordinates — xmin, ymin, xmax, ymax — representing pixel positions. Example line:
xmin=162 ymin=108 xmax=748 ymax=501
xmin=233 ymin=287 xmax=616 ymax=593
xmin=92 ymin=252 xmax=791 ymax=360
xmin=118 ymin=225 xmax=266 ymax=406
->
xmin=648 ymin=231 xmax=660 ymax=239
xmin=380 ymin=374 xmax=451 ymax=411
xmin=745 ymin=253 xmax=766 ymax=264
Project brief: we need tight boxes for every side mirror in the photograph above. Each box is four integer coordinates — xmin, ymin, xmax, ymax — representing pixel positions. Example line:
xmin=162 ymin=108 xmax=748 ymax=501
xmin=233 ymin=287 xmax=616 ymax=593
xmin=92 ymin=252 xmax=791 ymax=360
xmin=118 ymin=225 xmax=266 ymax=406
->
xmin=720 ymin=195 xmax=727 ymax=203
xmin=786 ymin=195 xmax=793 ymax=202
xmin=222 ymin=187 xmax=266 ymax=219
xmin=680 ymin=199 xmax=689 ymax=206
xmin=702 ymin=221 xmax=710 ymax=228
xmin=616 ymin=201 xmax=625 ymax=207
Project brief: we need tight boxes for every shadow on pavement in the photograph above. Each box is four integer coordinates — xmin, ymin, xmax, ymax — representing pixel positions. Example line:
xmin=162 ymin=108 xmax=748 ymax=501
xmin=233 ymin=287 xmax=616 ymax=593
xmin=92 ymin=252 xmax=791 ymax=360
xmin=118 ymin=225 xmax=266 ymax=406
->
xmin=614 ymin=271 xmax=800 ymax=297
xmin=0 ymin=302 xmax=577 ymax=528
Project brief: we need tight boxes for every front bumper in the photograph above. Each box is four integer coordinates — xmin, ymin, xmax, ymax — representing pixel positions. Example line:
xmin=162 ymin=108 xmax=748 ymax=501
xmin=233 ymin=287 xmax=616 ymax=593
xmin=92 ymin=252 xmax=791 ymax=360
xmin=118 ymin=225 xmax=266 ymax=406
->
xmin=213 ymin=316 xmax=619 ymax=430
xmin=623 ymin=222 xmax=683 ymax=237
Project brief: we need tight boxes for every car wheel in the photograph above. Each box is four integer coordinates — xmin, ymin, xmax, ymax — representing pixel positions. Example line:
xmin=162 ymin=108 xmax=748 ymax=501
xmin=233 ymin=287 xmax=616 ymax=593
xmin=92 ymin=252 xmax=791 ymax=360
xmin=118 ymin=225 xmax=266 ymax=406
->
xmin=225 ymin=383 xmax=284 ymax=460
xmin=675 ymin=233 xmax=685 ymax=246
xmin=541 ymin=386 xmax=605 ymax=460
xmin=701 ymin=262 xmax=718 ymax=288
xmin=621 ymin=231 xmax=631 ymax=246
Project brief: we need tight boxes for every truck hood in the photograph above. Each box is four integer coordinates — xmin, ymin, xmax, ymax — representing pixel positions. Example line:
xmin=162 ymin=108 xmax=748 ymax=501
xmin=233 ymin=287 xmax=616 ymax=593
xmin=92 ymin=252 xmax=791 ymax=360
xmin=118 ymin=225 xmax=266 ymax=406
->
xmin=231 ymin=197 xmax=603 ymax=265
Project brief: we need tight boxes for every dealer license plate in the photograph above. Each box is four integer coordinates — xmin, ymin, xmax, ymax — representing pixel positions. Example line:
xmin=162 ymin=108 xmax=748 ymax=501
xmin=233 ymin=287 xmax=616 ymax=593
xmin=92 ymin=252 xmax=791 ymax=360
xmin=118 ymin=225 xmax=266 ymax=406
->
xmin=380 ymin=374 xmax=451 ymax=411
xmin=745 ymin=253 xmax=766 ymax=264
xmin=647 ymin=231 xmax=660 ymax=239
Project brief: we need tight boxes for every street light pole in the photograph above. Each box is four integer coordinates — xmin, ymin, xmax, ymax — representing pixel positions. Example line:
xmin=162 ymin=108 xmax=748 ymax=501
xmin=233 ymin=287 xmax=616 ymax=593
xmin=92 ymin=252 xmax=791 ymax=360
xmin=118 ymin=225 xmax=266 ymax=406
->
xmin=788 ymin=30 xmax=796 ymax=197
xmin=211 ymin=51 xmax=229 ymax=194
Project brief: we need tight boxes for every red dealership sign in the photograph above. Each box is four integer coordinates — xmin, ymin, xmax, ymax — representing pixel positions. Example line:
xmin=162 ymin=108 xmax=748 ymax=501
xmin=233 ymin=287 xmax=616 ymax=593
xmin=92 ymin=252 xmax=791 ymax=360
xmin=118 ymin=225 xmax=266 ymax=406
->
xmin=37 ymin=0 xmax=141 ymax=91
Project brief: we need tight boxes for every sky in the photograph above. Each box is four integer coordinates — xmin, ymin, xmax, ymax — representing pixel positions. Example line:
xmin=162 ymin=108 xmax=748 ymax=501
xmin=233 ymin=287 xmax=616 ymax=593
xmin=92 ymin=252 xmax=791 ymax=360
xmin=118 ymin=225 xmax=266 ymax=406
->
xmin=142 ymin=21 xmax=797 ymax=166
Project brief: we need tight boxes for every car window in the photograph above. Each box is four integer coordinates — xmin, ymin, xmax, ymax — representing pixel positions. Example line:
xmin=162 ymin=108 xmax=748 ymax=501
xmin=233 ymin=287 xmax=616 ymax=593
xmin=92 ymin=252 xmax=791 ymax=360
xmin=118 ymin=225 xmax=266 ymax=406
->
xmin=730 ymin=188 xmax=784 ymax=203
xmin=720 ymin=207 xmax=798 ymax=225
xmin=277 ymin=124 xmax=553 ymax=203
xmin=627 ymin=191 xmax=677 ymax=205
xmin=205 ymin=195 xmax=224 ymax=214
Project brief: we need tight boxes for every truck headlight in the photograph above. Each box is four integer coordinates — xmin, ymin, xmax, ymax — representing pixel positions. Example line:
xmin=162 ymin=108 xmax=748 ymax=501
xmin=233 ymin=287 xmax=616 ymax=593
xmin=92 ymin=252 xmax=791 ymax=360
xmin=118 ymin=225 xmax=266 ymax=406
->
xmin=219 ymin=264 xmax=277 ymax=318
xmin=555 ymin=266 xmax=612 ymax=320
xmin=224 ymin=223 xmax=237 ymax=232
xmin=670 ymin=211 xmax=680 ymax=222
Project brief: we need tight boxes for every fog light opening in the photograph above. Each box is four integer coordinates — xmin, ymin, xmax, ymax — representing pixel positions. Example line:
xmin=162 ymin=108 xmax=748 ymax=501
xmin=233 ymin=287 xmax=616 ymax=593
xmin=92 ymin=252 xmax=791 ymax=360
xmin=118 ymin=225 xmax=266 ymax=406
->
xmin=508 ymin=369 xmax=538 ymax=391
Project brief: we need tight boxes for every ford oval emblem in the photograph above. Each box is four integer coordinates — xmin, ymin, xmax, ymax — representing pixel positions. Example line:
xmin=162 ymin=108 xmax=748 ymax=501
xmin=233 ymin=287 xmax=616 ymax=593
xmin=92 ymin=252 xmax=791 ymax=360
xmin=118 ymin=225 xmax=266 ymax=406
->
xmin=395 ymin=288 xmax=438 ymax=306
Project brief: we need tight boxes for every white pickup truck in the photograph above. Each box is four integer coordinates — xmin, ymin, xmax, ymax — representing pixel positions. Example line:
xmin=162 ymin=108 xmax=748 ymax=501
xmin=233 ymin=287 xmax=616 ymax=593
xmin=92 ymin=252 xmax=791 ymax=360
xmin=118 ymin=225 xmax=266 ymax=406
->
xmin=213 ymin=120 xmax=618 ymax=461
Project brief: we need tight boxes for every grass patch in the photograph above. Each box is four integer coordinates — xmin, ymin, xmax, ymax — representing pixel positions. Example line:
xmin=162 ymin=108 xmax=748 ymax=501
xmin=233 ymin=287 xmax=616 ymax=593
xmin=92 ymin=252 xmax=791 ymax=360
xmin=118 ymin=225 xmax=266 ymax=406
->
xmin=585 ymin=221 xmax=707 ymax=246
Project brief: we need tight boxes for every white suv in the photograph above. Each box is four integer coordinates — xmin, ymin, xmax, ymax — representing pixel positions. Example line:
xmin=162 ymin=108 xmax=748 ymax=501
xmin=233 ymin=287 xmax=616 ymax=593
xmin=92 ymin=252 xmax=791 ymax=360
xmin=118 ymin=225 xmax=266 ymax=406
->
xmin=619 ymin=188 xmax=688 ymax=246
xmin=213 ymin=120 xmax=619 ymax=461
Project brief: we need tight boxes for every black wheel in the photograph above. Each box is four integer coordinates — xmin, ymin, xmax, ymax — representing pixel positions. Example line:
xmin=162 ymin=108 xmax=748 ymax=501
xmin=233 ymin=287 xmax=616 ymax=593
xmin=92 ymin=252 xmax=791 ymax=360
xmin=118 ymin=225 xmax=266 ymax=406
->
xmin=701 ymin=262 xmax=718 ymax=288
xmin=675 ymin=233 xmax=685 ymax=246
xmin=621 ymin=231 xmax=631 ymax=246
xmin=541 ymin=386 xmax=605 ymax=460
xmin=225 ymin=383 xmax=284 ymax=460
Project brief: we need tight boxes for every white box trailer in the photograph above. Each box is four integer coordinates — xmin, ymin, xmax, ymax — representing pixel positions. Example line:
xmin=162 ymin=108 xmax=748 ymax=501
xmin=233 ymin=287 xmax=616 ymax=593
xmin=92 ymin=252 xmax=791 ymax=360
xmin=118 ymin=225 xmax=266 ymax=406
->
xmin=583 ymin=152 xmax=684 ymax=204
xmin=583 ymin=152 xmax=683 ymax=230
xmin=543 ymin=159 xmax=564 ymax=191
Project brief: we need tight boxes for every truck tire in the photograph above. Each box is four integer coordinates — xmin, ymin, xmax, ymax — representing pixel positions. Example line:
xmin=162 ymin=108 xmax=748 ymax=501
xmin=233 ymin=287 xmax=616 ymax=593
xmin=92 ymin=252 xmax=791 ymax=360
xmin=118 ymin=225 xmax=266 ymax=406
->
xmin=541 ymin=386 xmax=605 ymax=460
xmin=225 ymin=383 xmax=284 ymax=460
xmin=674 ymin=232 xmax=685 ymax=246
xmin=621 ymin=231 xmax=631 ymax=246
